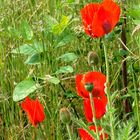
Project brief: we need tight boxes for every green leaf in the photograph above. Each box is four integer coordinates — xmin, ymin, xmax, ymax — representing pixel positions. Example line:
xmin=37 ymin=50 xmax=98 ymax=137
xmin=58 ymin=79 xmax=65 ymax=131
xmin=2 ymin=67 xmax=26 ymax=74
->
xmin=25 ymin=52 xmax=46 ymax=65
xmin=120 ymin=49 xmax=128 ymax=56
xmin=46 ymin=75 xmax=60 ymax=84
xmin=52 ymin=15 xmax=70 ymax=35
xmin=32 ymin=41 xmax=46 ymax=52
xmin=46 ymin=16 xmax=58 ymax=32
xmin=13 ymin=79 xmax=38 ymax=101
xmin=116 ymin=119 xmax=136 ymax=140
xmin=67 ymin=0 xmax=75 ymax=3
xmin=55 ymin=34 xmax=74 ymax=48
xmin=57 ymin=53 xmax=77 ymax=62
xmin=56 ymin=66 xmax=73 ymax=74
xmin=21 ymin=21 xmax=33 ymax=40
xmin=11 ymin=44 xmax=36 ymax=55
xmin=133 ymin=20 xmax=140 ymax=25
xmin=64 ymin=91 xmax=78 ymax=98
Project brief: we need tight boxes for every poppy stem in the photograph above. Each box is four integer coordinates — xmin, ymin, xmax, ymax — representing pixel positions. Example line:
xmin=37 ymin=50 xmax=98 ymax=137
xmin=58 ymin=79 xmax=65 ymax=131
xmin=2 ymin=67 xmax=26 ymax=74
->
xmin=99 ymin=38 xmax=104 ymax=72
xmin=103 ymin=43 xmax=115 ymax=140
xmin=89 ymin=93 xmax=100 ymax=140
xmin=66 ymin=123 xmax=72 ymax=140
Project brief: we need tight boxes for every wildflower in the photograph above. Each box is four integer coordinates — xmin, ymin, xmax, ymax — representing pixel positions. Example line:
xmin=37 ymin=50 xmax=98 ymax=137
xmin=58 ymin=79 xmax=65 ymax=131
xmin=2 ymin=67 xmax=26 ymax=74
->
xmin=76 ymin=72 xmax=106 ymax=98
xmin=84 ymin=95 xmax=107 ymax=122
xmin=80 ymin=0 xmax=120 ymax=38
xmin=79 ymin=125 xmax=108 ymax=140
xmin=21 ymin=97 xmax=45 ymax=126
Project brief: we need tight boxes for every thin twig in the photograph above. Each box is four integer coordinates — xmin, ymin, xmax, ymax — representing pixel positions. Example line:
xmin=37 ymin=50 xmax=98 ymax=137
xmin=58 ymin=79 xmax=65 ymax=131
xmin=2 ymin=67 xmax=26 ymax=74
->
xmin=121 ymin=1 xmax=131 ymax=115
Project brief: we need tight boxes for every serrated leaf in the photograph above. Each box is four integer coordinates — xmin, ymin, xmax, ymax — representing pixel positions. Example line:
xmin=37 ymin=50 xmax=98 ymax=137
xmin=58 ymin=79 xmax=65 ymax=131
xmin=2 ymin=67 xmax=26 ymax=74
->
xmin=56 ymin=66 xmax=73 ymax=74
xmin=57 ymin=53 xmax=77 ymax=62
xmin=11 ymin=44 xmax=36 ymax=55
xmin=25 ymin=52 xmax=46 ymax=65
xmin=46 ymin=75 xmax=60 ymax=84
xmin=13 ymin=79 xmax=38 ymax=101
xmin=21 ymin=21 xmax=33 ymax=40
xmin=72 ymin=118 xmax=97 ymax=139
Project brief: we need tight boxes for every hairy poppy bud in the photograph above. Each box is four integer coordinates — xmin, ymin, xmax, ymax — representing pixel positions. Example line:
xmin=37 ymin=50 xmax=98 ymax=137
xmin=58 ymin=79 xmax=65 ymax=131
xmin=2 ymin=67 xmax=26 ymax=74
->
xmin=88 ymin=51 xmax=99 ymax=66
xmin=60 ymin=107 xmax=71 ymax=124
xmin=85 ymin=83 xmax=94 ymax=92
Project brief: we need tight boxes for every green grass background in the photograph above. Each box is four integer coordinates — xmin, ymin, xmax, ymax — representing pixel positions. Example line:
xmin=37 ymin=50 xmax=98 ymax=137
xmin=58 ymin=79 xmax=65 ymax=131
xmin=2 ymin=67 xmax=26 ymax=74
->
xmin=0 ymin=0 xmax=140 ymax=140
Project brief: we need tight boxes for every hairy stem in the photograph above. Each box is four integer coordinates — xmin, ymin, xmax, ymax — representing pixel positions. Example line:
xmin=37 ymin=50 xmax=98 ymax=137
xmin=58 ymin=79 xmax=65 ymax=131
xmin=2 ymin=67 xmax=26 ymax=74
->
xmin=103 ymin=43 xmax=115 ymax=140
xmin=66 ymin=123 xmax=72 ymax=140
xmin=89 ymin=93 xmax=100 ymax=140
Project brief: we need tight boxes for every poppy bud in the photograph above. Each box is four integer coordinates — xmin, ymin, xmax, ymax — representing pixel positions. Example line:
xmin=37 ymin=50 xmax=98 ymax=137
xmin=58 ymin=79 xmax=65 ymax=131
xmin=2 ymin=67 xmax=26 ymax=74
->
xmin=60 ymin=107 xmax=71 ymax=124
xmin=85 ymin=83 xmax=94 ymax=92
xmin=88 ymin=51 xmax=99 ymax=66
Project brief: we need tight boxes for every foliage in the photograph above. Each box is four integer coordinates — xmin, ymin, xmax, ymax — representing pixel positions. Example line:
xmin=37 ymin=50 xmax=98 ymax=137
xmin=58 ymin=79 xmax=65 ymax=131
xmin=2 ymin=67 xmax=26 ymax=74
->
xmin=0 ymin=0 xmax=140 ymax=140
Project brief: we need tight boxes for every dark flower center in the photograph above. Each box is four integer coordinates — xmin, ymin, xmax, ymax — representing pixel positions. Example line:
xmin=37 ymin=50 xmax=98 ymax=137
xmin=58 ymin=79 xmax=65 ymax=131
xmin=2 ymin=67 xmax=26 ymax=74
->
xmin=92 ymin=88 xmax=100 ymax=97
xmin=102 ymin=20 xmax=112 ymax=34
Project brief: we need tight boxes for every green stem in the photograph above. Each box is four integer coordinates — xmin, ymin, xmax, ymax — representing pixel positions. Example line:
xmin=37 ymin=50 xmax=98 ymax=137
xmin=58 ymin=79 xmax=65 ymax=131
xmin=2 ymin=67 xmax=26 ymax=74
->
xmin=132 ymin=65 xmax=140 ymax=139
xmin=59 ymin=83 xmax=79 ymax=118
xmin=66 ymin=123 xmax=72 ymax=140
xmin=103 ymin=43 xmax=115 ymax=140
xmin=89 ymin=93 xmax=100 ymax=140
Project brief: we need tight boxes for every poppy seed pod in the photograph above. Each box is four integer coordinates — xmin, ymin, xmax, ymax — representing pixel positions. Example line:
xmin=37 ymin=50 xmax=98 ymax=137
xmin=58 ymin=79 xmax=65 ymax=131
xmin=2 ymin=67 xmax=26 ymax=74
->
xmin=88 ymin=51 xmax=99 ymax=66
xmin=60 ymin=107 xmax=71 ymax=124
xmin=85 ymin=82 xmax=94 ymax=92
xmin=76 ymin=72 xmax=106 ymax=98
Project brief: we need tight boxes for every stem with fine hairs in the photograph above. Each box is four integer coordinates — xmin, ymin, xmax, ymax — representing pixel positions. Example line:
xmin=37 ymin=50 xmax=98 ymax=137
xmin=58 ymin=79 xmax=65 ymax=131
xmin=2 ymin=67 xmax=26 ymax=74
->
xmin=103 ymin=43 xmax=115 ymax=140
xmin=66 ymin=123 xmax=72 ymax=140
xmin=89 ymin=92 xmax=100 ymax=140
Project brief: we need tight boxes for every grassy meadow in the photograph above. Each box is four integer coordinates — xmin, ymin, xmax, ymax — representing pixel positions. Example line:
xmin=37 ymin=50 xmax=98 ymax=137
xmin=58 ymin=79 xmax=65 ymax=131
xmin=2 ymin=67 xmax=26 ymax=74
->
xmin=0 ymin=0 xmax=140 ymax=140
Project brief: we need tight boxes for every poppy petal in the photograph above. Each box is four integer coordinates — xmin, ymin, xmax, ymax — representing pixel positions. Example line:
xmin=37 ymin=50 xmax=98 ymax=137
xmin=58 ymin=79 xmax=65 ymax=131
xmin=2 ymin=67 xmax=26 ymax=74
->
xmin=92 ymin=6 xmax=112 ymax=37
xmin=21 ymin=97 xmax=45 ymax=126
xmin=80 ymin=0 xmax=120 ymax=38
xmin=79 ymin=125 xmax=108 ymax=140
xmin=35 ymin=98 xmax=45 ymax=122
xmin=84 ymin=96 xmax=107 ymax=122
xmin=102 ymin=0 xmax=121 ymax=28
xmin=75 ymin=72 xmax=106 ymax=99
xmin=80 ymin=4 xmax=100 ymax=36
xmin=76 ymin=74 xmax=89 ymax=98
xmin=79 ymin=128 xmax=94 ymax=140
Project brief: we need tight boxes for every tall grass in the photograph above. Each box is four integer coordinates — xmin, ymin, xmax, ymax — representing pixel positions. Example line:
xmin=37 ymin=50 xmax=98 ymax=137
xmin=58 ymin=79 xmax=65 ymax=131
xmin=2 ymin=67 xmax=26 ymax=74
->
xmin=0 ymin=0 xmax=140 ymax=139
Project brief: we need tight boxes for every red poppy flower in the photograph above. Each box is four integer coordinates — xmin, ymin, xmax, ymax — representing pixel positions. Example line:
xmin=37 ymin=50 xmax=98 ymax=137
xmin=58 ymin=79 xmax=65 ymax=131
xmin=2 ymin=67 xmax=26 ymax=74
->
xmin=79 ymin=125 xmax=108 ymax=140
xmin=76 ymin=72 xmax=106 ymax=98
xmin=21 ymin=97 xmax=45 ymax=126
xmin=80 ymin=0 xmax=121 ymax=38
xmin=84 ymin=95 xmax=107 ymax=122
